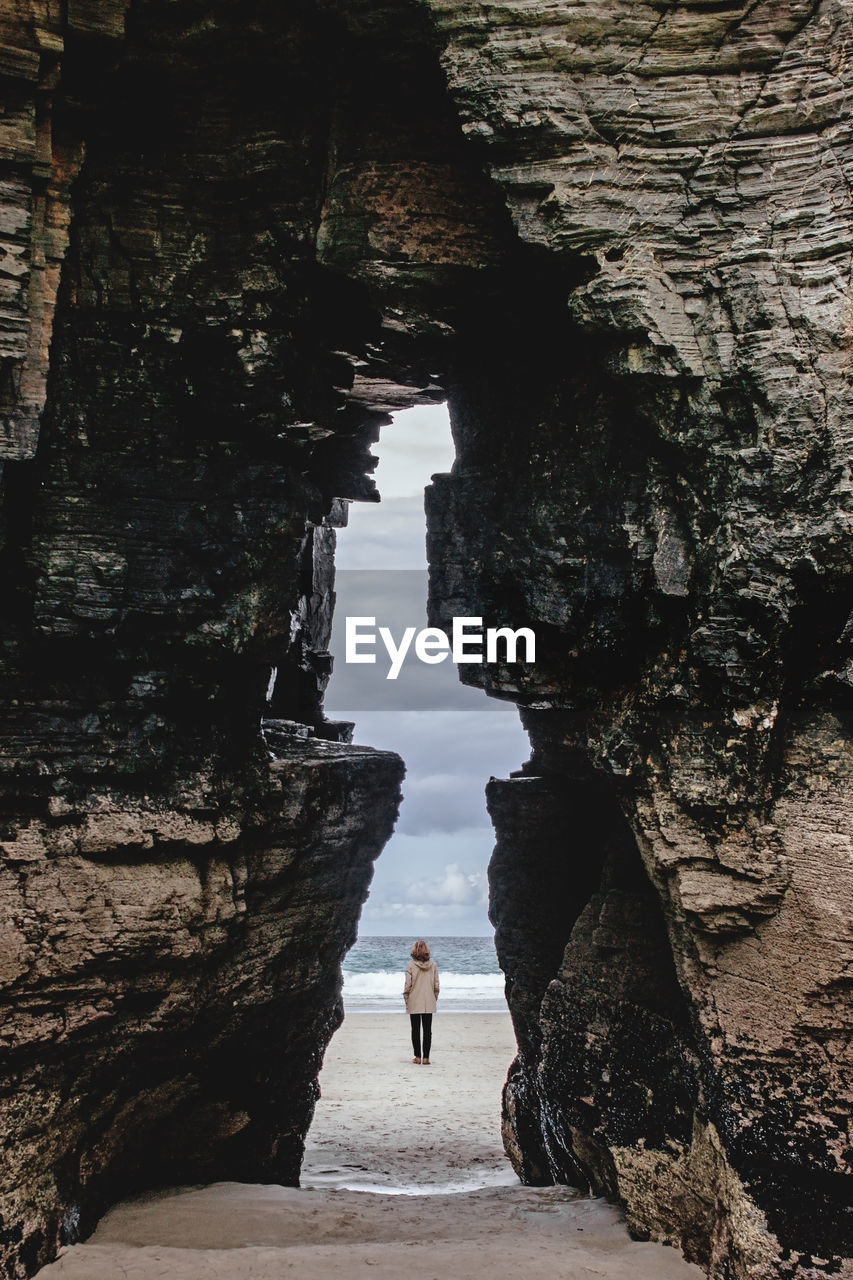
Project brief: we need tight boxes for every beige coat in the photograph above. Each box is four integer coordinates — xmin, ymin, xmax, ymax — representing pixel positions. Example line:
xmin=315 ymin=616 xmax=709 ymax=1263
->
xmin=404 ymin=959 xmax=439 ymax=1014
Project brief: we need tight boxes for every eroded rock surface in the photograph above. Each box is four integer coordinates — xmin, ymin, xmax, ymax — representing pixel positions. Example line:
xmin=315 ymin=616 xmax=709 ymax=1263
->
xmin=0 ymin=1 xmax=851 ymax=1277
xmin=0 ymin=5 xmax=412 ymax=1274
xmin=423 ymin=1 xmax=853 ymax=1275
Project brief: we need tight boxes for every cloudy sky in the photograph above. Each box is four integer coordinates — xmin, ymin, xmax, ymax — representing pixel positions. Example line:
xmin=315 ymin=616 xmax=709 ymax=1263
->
xmin=326 ymin=405 xmax=529 ymax=937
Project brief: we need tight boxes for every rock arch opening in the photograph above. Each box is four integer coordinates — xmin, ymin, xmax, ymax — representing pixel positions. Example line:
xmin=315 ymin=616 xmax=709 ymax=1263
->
xmin=0 ymin=1 xmax=850 ymax=1277
xmin=326 ymin=401 xmax=528 ymax=948
xmin=293 ymin=401 xmax=527 ymax=1194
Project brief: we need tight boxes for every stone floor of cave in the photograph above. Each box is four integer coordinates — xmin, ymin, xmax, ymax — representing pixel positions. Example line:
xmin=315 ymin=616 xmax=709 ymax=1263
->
xmin=35 ymin=1012 xmax=702 ymax=1279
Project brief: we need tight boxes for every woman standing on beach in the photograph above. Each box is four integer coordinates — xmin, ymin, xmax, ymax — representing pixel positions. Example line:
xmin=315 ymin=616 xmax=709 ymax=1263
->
xmin=404 ymin=940 xmax=440 ymax=1064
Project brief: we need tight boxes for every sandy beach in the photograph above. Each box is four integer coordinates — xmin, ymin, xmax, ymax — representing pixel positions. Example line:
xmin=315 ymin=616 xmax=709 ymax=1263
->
xmin=302 ymin=1011 xmax=522 ymax=1193
xmin=36 ymin=1012 xmax=703 ymax=1279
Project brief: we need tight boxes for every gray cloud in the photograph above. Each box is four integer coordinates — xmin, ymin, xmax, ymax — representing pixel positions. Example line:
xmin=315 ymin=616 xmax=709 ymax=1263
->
xmin=338 ymin=710 xmax=528 ymax=836
xmin=406 ymin=862 xmax=487 ymax=907
xmin=360 ymin=832 xmax=495 ymax=936
xmin=328 ymin=570 xmax=525 ymax=712
xmin=335 ymin=497 xmax=430 ymax=572
xmin=363 ymin=404 xmax=455 ymax=503
xmin=343 ymin=712 xmax=529 ymax=934
xmin=324 ymin=404 xmax=529 ymax=936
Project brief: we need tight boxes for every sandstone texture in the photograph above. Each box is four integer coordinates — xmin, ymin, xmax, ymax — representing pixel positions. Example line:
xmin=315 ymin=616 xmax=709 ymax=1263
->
xmin=0 ymin=4 xmax=412 ymax=1274
xmin=422 ymin=2 xmax=853 ymax=1276
xmin=0 ymin=1 xmax=850 ymax=1278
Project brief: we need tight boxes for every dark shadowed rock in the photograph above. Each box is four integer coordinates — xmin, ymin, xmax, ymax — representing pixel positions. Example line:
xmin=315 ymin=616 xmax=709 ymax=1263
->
xmin=0 ymin=1 xmax=850 ymax=1277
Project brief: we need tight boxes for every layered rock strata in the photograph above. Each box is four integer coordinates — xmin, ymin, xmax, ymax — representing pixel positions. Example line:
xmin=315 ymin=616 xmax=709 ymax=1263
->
xmin=0 ymin=4 xmax=414 ymax=1274
xmin=0 ymin=1 xmax=851 ymax=1278
xmin=1 ymin=737 xmax=402 ymax=1274
xmin=423 ymin=2 xmax=853 ymax=1276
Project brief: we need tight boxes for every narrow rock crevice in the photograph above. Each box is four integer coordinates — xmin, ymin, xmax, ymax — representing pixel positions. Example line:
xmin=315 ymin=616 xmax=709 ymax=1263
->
xmin=0 ymin=1 xmax=850 ymax=1277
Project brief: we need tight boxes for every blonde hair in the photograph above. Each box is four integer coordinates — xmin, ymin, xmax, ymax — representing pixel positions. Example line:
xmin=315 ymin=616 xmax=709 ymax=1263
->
xmin=410 ymin=940 xmax=430 ymax=962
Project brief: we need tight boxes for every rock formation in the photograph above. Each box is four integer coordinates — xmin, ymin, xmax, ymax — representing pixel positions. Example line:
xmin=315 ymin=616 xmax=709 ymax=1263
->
xmin=0 ymin=0 xmax=850 ymax=1277
xmin=424 ymin=2 xmax=853 ymax=1275
xmin=0 ymin=5 xmax=410 ymax=1274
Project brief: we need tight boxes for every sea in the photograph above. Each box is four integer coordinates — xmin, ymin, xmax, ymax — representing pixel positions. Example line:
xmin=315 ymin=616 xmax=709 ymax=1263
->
xmin=343 ymin=936 xmax=506 ymax=1013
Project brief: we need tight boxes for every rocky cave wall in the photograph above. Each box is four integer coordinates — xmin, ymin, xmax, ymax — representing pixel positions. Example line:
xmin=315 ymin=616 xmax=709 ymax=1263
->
xmin=0 ymin=3 xmax=422 ymax=1273
xmin=0 ymin=2 xmax=851 ymax=1279
xmin=423 ymin=2 xmax=853 ymax=1277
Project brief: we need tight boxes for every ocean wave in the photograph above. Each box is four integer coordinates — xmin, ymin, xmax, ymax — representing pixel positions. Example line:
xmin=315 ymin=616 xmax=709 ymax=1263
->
xmin=343 ymin=969 xmax=504 ymax=1000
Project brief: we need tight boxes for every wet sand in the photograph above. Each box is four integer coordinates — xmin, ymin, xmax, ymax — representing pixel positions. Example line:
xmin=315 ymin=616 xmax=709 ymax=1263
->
xmin=302 ymin=1010 xmax=521 ymax=1192
xmin=36 ymin=1012 xmax=703 ymax=1279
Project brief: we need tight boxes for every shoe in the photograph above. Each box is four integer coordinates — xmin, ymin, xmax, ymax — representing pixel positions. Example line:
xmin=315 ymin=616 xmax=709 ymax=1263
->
xmin=423 ymin=1059 xmax=430 ymax=1065
xmin=412 ymin=1057 xmax=422 ymax=1064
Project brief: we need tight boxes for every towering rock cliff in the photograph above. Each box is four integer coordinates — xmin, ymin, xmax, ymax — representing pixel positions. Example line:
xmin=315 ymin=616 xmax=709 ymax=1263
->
xmin=0 ymin=1 xmax=850 ymax=1278
xmin=424 ymin=2 xmax=853 ymax=1276
xmin=0 ymin=5 xmax=410 ymax=1274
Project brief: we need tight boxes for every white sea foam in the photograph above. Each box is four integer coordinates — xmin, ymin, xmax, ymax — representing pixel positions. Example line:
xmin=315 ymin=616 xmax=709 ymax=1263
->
xmin=301 ymin=1165 xmax=520 ymax=1194
xmin=342 ymin=968 xmax=505 ymax=1011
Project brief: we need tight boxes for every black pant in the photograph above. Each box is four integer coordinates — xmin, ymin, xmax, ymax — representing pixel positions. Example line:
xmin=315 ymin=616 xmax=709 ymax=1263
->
xmin=410 ymin=1013 xmax=432 ymax=1059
